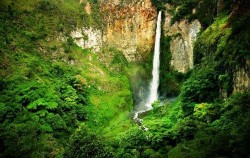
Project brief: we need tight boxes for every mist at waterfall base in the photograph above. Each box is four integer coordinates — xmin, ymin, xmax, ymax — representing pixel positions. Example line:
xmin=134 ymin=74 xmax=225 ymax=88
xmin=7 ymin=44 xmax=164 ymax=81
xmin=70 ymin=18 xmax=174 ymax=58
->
xmin=134 ymin=11 xmax=162 ymax=117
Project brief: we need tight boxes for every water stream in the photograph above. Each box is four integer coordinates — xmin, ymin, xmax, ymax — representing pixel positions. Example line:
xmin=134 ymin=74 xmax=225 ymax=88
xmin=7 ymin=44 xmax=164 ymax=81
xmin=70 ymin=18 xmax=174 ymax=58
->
xmin=134 ymin=11 xmax=162 ymax=129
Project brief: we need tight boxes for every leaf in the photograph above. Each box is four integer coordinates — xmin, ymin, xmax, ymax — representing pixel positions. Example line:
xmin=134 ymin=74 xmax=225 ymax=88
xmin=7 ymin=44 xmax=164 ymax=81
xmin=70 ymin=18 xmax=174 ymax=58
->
xmin=27 ymin=102 xmax=38 ymax=110
xmin=27 ymin=98 xmax=46 ymax=110
xmin=35 ymin=110 xmax=48 ymax=117
xmin=40 ymin=123 xmax=53 ymax=132
xmin=46 ymin=102 xmax=58 ymax=110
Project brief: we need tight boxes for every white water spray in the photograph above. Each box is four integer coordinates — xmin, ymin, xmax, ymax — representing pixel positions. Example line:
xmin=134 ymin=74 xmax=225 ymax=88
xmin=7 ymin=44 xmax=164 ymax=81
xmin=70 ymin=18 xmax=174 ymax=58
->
xmin=145 ymin=10 xmax=162 ymax=109
xmin=134 ymin=11 xmax=162 ymax=125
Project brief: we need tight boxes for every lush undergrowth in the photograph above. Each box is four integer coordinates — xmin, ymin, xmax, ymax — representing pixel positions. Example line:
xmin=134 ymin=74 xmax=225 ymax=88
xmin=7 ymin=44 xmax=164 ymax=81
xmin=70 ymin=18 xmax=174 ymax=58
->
xmin=143 ymin=92 xmax=250 ymax=158
xmin=109 ymin=92 xmax=250 ymax=157
xmin=0 ymin=0 xmax=135 ymax=157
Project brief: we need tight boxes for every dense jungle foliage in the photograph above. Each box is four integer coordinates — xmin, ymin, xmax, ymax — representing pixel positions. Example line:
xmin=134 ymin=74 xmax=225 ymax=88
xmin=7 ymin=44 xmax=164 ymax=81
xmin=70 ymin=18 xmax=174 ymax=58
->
xmin=0 ymin=0 xmax=249 ymax=157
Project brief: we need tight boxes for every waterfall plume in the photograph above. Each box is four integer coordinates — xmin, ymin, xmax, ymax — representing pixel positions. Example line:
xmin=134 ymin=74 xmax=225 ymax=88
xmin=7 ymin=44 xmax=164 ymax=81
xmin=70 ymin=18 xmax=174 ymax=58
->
xmin=134 ymin=11 xmax=162 ymax=122
xmin=145 ymin=10 xmax=162 ymax=109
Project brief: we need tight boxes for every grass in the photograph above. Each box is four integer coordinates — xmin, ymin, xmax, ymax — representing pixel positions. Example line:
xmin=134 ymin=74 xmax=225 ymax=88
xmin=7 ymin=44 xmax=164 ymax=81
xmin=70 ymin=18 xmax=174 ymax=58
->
xmin=75 ymin=48 xmax=134 ymax=134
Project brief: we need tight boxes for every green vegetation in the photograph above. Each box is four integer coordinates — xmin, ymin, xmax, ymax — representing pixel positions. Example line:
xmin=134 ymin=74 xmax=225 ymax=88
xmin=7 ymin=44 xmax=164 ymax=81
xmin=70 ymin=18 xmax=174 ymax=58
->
xmin=0 ymin=0 xmax=133 ymax=157
xmin=64 ymin=124 xmax=113 ymax=158
xmin=138 ymin=0 xmax=249 ymax=157
xmin=113 ymin=92 xmax=250 ymax=157
xmin=0 ymin=0 xmax=249 ymax=157
xmin=151 ymin=0 xmax=234 ymax=28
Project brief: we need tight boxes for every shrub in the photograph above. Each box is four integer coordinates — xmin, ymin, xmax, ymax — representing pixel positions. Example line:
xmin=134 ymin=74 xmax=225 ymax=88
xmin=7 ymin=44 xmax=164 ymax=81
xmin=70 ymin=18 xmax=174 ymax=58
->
xmin=38 ymin=0 xmax=57 ymax=12
xmin=180 ymin=65 xmax=220 ymax=114
xmin=64 ymin=125 xmax=113 ymax=158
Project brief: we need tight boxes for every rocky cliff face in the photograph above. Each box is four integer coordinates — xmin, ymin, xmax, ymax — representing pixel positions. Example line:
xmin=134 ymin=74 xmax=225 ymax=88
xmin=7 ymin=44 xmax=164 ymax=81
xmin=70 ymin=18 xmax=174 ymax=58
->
xmin=71 ymin=0 xmax=157 ymax=61
xmin=233 ymin=62 xmax=250 ymax=93
xmin=71 ymin=28 xmax=102 ymax=52
xmin=101 ymin=0 xmax=157 ymax=61
xmin=163 ymin=5 xmax=201 ymax=73
xmin=71 ymin=1 xmax=200 ymax=67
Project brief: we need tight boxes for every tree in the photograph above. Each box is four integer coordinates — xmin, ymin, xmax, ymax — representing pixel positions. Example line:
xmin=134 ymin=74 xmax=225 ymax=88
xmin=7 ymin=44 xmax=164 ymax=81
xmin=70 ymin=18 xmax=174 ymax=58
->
xmin=64 ymin=125 xmax=113 ymax=158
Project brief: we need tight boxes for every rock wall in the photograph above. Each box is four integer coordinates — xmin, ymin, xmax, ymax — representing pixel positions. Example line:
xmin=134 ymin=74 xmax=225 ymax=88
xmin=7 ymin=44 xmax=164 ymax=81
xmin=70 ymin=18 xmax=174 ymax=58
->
xmin=163 ymin=5 xmax=201 ymax=73
xmin=70 ymin=1 xmax=200 ymax=67
xmin=101 ymin=0 xmax=157 ymax=61
xmin=233 ymin=62 xmax=250 ymax=93
xmin=71 ymin=27 xmax=102 ymax=52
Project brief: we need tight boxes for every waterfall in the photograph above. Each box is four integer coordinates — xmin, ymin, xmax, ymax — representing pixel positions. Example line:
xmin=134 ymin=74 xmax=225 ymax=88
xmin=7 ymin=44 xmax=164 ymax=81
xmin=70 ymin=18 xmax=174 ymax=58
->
xmin=146 ymin=10 xmax=162 ymax=109
xmin=133 ymin=11 xmax=162 ymax=125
